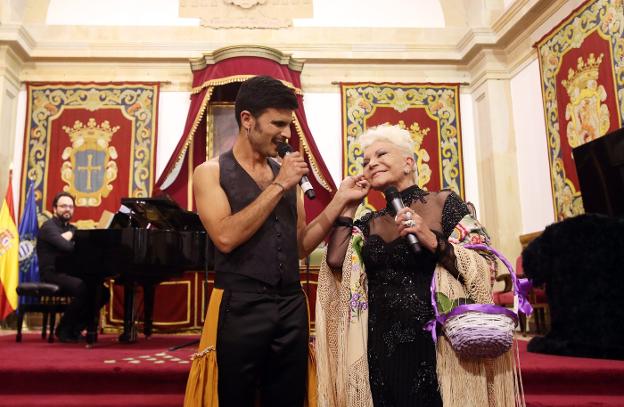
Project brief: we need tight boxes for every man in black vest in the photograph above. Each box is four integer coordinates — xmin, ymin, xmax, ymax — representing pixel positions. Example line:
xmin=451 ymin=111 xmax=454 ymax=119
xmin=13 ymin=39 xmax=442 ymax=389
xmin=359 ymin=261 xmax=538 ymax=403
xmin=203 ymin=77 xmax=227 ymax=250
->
xmin=192 ymin=76 xmax=368 ymax=406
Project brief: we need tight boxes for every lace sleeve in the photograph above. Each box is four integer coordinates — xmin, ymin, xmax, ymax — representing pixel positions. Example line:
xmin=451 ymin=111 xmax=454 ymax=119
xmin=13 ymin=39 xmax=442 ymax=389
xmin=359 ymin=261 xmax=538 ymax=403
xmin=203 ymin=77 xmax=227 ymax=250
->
xmin=354 ymin=212 xmax=373 ymax=237
xmin=443 ymin=199 xmax=498 ymax=288
xmin=435 ymin=192 xmax=470 ymax=281
xmin=326 ymin=212 xmax=372 ymax=270
xmin=441 ymin=191 xmax=470 ymax=238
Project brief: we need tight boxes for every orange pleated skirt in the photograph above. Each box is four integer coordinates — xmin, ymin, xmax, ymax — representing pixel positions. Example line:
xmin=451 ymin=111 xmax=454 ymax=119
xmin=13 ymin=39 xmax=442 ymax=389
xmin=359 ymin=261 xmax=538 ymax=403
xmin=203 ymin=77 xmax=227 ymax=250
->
xmin=183 ymin=288 xmax=317 ymax=407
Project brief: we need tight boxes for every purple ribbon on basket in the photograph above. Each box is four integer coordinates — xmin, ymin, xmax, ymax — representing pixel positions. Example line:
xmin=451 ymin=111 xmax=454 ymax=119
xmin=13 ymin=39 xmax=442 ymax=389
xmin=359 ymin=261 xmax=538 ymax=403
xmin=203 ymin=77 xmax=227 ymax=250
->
xmin=464 ymin=244 xmax=534 ymax=317
xmin=424 ymin=243 xmax=533 ymax=342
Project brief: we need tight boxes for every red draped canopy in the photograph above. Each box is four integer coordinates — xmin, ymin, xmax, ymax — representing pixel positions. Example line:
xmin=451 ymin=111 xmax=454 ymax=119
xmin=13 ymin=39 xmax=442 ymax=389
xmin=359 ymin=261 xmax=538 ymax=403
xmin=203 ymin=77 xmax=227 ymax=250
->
xmin=155 ymin=46 xmax=336 ymax=221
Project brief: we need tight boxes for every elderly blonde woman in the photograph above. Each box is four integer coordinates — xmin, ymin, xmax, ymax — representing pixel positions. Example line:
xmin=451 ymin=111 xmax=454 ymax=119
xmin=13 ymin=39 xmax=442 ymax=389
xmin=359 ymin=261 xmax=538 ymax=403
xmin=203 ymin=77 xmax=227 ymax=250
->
xmin=315 ymin=124 xmax=521 ymax=407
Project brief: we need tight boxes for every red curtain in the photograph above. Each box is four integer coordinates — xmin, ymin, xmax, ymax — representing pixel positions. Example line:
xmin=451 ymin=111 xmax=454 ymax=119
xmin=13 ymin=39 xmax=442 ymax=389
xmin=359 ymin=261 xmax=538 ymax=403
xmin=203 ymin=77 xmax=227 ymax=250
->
xmin=155 ymin=54 xmax=336 ymax=221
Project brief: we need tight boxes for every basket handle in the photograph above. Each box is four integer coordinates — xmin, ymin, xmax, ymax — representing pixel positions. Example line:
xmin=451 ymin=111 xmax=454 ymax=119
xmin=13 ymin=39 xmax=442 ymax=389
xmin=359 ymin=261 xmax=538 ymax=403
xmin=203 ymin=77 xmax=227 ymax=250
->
xmin=425 ymin=244 xmax=533 ymax=342
xmin=463 ymin=244 xmax=533 ymax=317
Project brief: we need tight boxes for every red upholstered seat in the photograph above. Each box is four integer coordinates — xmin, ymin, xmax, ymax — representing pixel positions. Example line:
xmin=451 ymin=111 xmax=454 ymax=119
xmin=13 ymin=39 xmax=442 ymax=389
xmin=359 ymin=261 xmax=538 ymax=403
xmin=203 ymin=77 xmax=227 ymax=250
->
xmin=532 ymin=288 xmax=547 ymax=303
xmin=492 ymin=290 xmax=514 ymax=307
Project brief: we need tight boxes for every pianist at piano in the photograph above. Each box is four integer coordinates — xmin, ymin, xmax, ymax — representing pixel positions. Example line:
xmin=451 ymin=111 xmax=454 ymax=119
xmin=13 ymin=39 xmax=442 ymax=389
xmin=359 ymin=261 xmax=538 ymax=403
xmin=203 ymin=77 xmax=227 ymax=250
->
xmin=36 ymin=191 xmax=109 ymax=343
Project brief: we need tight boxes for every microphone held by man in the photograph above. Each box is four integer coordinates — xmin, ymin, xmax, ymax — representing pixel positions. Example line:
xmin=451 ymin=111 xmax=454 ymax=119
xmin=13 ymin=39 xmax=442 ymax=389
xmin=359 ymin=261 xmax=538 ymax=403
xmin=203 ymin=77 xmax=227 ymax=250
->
xmin=277 ymin=142 xmax=316 ymax=200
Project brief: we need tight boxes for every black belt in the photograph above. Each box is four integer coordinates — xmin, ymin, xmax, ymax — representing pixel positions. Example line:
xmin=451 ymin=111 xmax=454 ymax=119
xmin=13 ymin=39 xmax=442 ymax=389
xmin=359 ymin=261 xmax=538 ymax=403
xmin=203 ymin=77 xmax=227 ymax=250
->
xmin=215 ymin=272 xmax=302 ymax=295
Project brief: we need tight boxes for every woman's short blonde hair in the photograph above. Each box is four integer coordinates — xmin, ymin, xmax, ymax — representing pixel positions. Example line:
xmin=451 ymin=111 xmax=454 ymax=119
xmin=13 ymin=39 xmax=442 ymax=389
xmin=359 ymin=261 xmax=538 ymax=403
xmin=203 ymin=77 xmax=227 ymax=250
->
xmin=359 ymin=124 xmax=415 ymax=158
xmin=359 ymin=124 xmax=417 ymax=181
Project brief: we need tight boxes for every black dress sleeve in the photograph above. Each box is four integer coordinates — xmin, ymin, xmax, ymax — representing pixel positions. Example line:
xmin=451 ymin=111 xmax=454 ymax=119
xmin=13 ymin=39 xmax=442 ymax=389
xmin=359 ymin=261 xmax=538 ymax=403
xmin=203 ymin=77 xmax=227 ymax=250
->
xmin=326 ymin=212 xmax=374 ymax=270
xmin=441 ymin=191 xmax=470 ymax=238
xmin=436 ymin=192 xmax=470 ymax=280
xmin=354 ymin=211 xmax=374 ymax=238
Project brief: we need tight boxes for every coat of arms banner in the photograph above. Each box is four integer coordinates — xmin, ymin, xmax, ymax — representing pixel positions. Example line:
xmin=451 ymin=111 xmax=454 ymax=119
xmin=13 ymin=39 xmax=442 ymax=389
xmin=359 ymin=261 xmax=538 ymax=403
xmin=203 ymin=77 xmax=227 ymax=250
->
xmin=341 ymin=82 xmax=464 ymax=210
xmin=536 ymin=0 xmax=624 ymax=220
xmin=20 ymin=83 xmax=160 ymax=227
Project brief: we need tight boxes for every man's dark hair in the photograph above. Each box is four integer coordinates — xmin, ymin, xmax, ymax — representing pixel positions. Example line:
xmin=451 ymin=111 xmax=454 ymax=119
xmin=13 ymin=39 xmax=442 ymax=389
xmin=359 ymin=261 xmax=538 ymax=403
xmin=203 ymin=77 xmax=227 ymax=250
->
xmin=234 ymin=75 xmax=299 ymax=127
xmin=52 ymin=191 xmax=75 ymax=208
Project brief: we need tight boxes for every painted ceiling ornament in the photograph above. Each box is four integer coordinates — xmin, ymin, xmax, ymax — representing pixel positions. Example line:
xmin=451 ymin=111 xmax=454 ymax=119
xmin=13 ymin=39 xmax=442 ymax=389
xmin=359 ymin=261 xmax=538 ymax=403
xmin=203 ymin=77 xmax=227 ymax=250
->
xmin=180 ymin=0 xmax=312 ymax=28
xmin=562 ymin=53 xmax=610 ymax=149
xmin=223 ymin=0 xmax=267 ymax=9
xmin=61 ymin=118 xmax=120 ymax=207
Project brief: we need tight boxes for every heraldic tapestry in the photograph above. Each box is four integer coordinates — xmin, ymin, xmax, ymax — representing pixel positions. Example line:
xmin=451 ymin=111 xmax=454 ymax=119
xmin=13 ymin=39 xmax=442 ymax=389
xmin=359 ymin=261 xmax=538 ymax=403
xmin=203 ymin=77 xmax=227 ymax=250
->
xmin=537 ymin=0 xmax=624 ymax=220
xmin=20 ymin=83 xmax=160 ymax=228
xmin=342 ymin=82 xmax=465 ymax=210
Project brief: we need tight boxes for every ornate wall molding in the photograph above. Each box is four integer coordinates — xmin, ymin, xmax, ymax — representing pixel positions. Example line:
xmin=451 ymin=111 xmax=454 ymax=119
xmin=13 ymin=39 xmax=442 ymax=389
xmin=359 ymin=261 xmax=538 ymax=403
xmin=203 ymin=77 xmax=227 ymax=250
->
xmin=179 ymin=0 xmax=312 ymax=29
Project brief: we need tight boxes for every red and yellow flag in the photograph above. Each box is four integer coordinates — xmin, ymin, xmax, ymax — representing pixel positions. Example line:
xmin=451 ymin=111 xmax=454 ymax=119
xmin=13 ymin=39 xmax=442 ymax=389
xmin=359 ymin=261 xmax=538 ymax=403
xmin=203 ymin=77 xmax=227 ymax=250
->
xmin=0 ymin=172 xmax=19 ymax=320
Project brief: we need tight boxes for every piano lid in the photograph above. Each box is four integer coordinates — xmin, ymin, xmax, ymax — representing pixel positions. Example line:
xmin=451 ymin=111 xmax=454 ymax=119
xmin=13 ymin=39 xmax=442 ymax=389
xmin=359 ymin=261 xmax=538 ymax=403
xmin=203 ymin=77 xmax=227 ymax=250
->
xmin=118 ymin=196 xmax=205 ymax=231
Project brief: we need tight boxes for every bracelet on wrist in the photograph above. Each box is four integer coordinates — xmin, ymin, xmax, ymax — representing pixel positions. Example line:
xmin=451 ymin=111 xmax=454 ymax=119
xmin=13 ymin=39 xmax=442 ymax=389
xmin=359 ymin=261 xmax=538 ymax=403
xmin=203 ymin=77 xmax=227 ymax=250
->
xmin=271 ymin=181 xmax=286 ymax=193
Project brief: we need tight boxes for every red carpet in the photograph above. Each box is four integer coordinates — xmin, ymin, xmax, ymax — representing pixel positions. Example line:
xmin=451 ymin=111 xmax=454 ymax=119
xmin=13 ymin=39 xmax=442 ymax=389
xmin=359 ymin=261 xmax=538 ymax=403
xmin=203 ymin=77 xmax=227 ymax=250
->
xmin=0 ymin=333 xmax=196 ymax=406
xmin=1 ymin=334 xmax=624 ymax=406
xmin=518 ymin=340 xmax=624 ymax=406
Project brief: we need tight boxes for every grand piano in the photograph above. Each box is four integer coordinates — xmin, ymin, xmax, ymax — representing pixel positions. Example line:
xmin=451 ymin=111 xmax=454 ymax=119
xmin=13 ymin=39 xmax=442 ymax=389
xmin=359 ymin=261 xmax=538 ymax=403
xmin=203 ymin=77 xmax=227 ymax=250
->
xmin=58 ymin=197 xmax=206 ymax=344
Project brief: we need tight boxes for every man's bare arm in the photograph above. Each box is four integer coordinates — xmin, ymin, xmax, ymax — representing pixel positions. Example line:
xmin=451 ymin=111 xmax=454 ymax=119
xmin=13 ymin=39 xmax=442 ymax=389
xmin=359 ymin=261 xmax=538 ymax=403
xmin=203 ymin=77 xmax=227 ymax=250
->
xmin=296 ymin=189 xmax=348 ymax=259
xmin=296 ymin=175 xmax=370 ymax=259
xmin=193 ymin=160 xmax=285 ymax=254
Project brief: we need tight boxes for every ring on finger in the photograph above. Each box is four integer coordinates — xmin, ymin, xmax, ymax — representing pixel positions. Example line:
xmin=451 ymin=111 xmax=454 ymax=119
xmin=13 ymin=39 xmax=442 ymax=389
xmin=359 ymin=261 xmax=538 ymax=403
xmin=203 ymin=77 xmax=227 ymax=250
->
xmin=405 ymin=211 xmax=412 ymax=220
xmin=403 ymin=219 xmax=416 ymax=228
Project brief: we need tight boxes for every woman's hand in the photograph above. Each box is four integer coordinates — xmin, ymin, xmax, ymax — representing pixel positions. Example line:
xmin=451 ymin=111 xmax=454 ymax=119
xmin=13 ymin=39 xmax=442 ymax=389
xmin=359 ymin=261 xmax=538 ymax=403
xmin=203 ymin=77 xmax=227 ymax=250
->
xmin=394 ymin=207 xmax=438 ymax=253
xmin=337 ymin=175 xmax=370 ymax=206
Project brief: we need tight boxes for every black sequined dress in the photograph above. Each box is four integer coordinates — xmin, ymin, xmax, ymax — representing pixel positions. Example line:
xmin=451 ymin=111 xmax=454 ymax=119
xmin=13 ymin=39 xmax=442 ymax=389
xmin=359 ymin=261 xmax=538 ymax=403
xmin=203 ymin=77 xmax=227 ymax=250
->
xmin=352 ymin=185 xmax=469 ymax=407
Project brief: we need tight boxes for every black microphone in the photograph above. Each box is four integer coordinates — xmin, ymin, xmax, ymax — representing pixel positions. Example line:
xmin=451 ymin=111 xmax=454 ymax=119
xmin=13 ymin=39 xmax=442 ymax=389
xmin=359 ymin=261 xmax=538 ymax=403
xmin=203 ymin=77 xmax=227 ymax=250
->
xmin=276 ymin=142 xmax=316 ymax=200
xmin=384 ymin=186 xmax=421 ymax=254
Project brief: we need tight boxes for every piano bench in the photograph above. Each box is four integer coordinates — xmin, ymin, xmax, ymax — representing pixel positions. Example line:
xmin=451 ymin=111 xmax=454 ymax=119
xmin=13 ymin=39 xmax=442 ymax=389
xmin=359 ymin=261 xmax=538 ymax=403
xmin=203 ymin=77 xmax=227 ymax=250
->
xmin=15 ymin=283 xmax=71 ymax=343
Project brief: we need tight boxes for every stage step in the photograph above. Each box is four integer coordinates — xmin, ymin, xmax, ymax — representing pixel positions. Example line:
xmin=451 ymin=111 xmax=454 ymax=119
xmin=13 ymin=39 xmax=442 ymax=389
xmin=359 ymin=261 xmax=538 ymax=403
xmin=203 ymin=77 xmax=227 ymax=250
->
xmin=4 ymin=334 xmax=624 ymax=406
xmin=0 ymin=393 xmax=184 ymax=407
xmin=522 ymin=364 xmax=624 ymax=396
xmin=519 ymin=339 xmax=624 ymax=406
xmin=525 ymin=394 xmax=624 ymax=407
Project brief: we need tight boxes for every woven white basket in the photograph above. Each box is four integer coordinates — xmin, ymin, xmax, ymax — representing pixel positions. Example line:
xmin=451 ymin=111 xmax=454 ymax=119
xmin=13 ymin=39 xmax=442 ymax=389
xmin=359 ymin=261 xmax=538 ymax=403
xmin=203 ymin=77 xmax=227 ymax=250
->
xmin=443 ymin=309 xmax=516 ymax=359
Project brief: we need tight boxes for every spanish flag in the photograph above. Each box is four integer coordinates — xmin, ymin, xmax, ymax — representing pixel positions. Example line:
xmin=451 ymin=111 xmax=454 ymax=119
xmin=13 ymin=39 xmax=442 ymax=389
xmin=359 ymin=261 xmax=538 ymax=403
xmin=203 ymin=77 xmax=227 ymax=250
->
xmin=0 ymin=171 xmax=18 ymax=320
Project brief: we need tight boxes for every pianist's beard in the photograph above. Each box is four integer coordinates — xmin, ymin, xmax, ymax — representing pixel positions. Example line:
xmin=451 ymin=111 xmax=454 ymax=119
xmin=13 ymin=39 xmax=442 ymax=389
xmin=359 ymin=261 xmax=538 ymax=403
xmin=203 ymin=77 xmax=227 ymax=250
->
xmin=56 ymin=209 xmax=73 ymax=222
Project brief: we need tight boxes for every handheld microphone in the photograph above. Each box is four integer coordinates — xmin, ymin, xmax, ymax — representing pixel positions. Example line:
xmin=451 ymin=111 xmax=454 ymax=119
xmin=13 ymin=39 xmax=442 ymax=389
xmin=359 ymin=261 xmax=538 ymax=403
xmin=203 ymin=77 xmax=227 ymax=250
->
xmin=276 ymin=142 xmax=316 ymax=200
xmin=384 ymin=186 xmax=421 ymax=254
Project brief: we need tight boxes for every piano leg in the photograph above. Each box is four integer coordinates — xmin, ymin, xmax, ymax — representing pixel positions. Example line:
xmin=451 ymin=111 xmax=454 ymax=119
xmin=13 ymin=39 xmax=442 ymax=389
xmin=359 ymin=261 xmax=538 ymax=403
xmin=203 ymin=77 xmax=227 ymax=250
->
xmin=85 ymin=278 xmax=107 ymax=346
xmin=119 ymin=281 xmax=138 ymax=344
xmin=85 ymin=285 xmax=100 ymax=346
xmin=143 ymin=283 xmax=156 ymax=339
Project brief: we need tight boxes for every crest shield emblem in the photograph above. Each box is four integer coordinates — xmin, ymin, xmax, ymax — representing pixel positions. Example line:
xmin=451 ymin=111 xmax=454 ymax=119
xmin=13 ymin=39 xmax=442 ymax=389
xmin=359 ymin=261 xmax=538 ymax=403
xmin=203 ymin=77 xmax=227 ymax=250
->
xmin=74 ymin=149 xmax=106 ymax=193
xmin=563 ymin=53 xmax=611 ymax=149
xmin=61 ymin=118 xmax=119 ymax=207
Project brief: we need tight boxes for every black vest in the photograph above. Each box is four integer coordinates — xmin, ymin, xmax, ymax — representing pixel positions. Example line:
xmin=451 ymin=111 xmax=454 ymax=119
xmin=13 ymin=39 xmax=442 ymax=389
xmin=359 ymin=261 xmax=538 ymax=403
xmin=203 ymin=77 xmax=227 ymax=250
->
xmin=214 ymin=150 xmax=299 ymax=286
